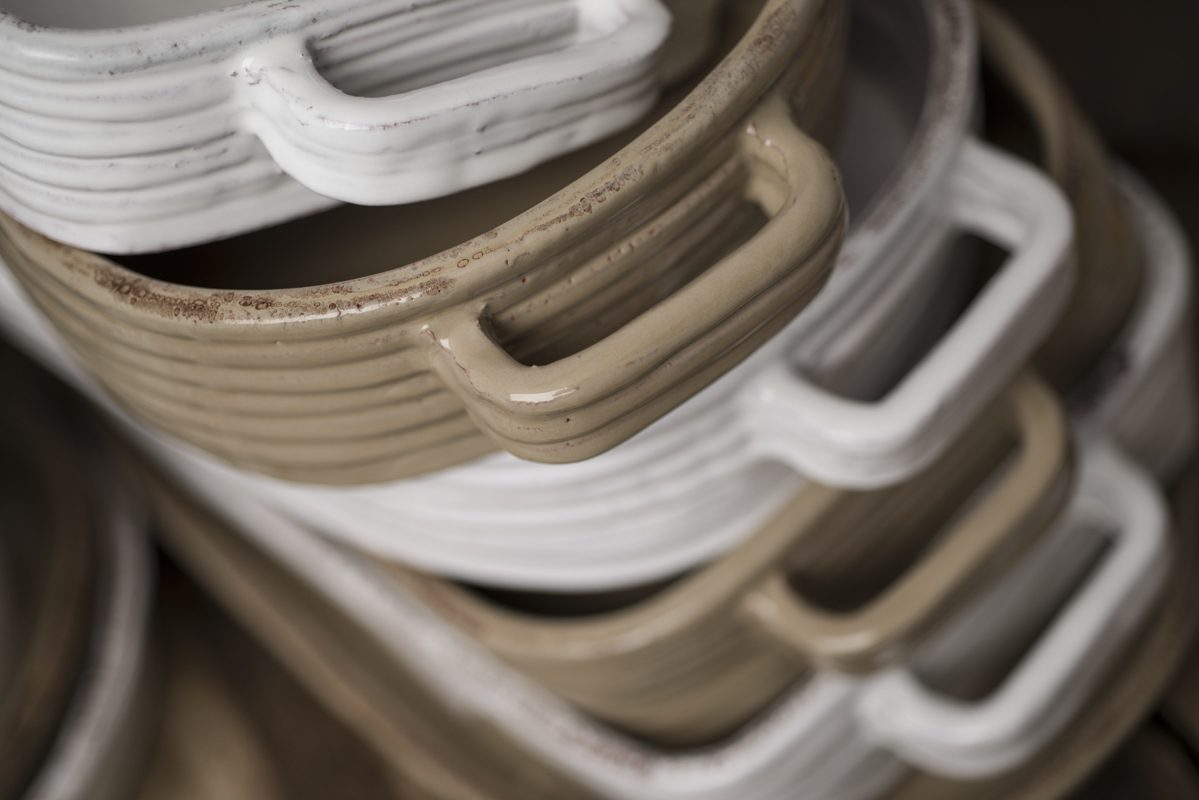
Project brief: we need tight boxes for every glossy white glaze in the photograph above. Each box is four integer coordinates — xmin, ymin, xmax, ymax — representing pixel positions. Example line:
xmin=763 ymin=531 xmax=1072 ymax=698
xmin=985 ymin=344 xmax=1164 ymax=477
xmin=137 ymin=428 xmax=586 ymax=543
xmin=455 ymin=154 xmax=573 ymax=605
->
xmin=0 ymin=0 xmax=670 ymax=252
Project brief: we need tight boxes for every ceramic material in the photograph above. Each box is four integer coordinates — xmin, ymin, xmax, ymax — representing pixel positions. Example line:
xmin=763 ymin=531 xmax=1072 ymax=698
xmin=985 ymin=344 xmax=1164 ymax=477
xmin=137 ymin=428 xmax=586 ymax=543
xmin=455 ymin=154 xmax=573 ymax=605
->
xmin=0 ymin=0 xmax=848 ymax=485
xmin=0 ymin=0 xmax=677 ymax=253
xmin=388 ymin=375 xmax=1070 ymax=745
xmin=0 ymin=347 xmax=156 ymax=800
xmin=141 ymin=430 xmax=1167 ymax=800
xmin=0 ymin=360 xmax=98 ymax=800
xmin=139 ymin=459 xmax=593 ymax=800
xmin=1070 ymin=168 xmax=1197 ymax=483
xmin=111 ymin=0 xmax=1076 ymax=593
xmin=893 ymin=465 xmax=1196 ymax=800
xmin=136 ymin=579 xmax=404 ymax=800
xmin=20 ymin=466 xmax=154 ymax=800
xmin=978 ymin=1 xmax=1145 ymax=392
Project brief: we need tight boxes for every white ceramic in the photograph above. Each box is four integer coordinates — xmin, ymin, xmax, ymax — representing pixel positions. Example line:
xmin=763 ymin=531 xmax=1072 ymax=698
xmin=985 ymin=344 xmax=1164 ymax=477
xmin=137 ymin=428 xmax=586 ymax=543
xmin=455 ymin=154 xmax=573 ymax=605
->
xmin=0 ymin=0 xmax=670 ymax=253
xmin=22 ymin=474 xmax=154 ymax=800
xmin=1070 ymin=167 xmax=1197 ymax=482
xmin=0 ymin=0 xmax=1078 ymax=594
xmin=179 ymin=0 xmax=1074 ymax=590
xmin=139 ymin=434 xmax=1167 ymax=800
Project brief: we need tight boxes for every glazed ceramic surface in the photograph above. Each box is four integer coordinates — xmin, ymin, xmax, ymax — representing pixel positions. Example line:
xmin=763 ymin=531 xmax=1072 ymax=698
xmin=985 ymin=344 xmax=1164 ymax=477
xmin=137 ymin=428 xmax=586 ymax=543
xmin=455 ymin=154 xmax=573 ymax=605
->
xmin=1070 ymin=168 xmax=1197 ymax=482
xmin=978 ymin=2 xmax=1145 ymax=392
xmin=0 ymin=349 xmax=155 ymax=800
xmin=0 ymin=364 xmax=98 ymax=800
xmin=386 ymin=376 xmax=1071 ymax=745
xmin=142 ymin=432 xmax=1167 ymax=800
xmin=23 ymin=478 xmax=154 ymax=800
xmin=0 ymin=0 xmax=675 ymax=253
xmin=895 ymin=467 xmax=1196 ymax=799
xmin=0 ymin=0 xmax=848 ymax=485
xmin=167 ymin=0 xmax=1079 ymax=591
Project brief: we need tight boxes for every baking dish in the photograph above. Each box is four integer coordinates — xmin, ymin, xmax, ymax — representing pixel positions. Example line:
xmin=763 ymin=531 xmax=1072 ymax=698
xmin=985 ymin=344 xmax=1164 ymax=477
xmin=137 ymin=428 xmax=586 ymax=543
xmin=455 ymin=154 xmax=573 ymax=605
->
xmin=0 ymin=348 xmax=155 ymax=800
xmin=385 ymin=375 xmax=1070 ymax=745
xmin=1070 ymin=168 xmax=1197 ymax=483
xmin=141 ymin=431 xmax=1167 ymax=799
xmin=0 ymin=354 xmax=98 ymax=800
xmin=186 ymin=0 xmax=1077 ymax=591
xmin=978 ymin=2 xmax=1145 ymax=392
xmin=894 ymin=463 xmax=1196 ymax=800
xmin=0 ymin=0 xmax=848 ymax=485
xmin=0 ymin=0 xmax=674 ymax=253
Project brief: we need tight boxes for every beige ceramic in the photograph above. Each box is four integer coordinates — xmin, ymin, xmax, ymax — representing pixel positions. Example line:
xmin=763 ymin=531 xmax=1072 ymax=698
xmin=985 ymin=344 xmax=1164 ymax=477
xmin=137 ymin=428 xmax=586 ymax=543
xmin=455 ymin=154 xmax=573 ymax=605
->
xmin=141 ymin=461 xmax=596 ymax=800
xmin=136 ymin=577 xmax=403 ymax=800
xmin=978 ymin=1 xmax=1143 ymax=392
xmin=0 ymin=0 xmax=847 ymax=487
xmin=1071 ymin=727 xmax=1199 ymax=800
xmin=891 ymin=465 xmax=1198 ymax=800
xmin=139 ymin=420 xmax=1190 ymax=800
xmin=0 ymin=354 xmax=98 ymax=800
xmin=394 ymin=375 xmax=1070 ymax=745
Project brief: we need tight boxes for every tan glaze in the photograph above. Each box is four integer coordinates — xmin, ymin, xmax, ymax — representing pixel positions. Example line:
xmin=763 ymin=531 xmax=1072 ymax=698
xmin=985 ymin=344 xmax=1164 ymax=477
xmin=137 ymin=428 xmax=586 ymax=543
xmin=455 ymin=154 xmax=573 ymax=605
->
xmin=135 ymin=455 xmax=596 ymax=800
xmin=0 ymin=354 xmax=98 ymax=799
xmin=1070 ymin=727 xmax=1199 ymax=800
xmin=892 ymin=466 xmax=1198 ymax=800
xmin=978 ymin=2 xmax=1143 ymax=393
xmin=137 ymin=641 xmax=284 ymax=800
xmin=136 ymin=577 xmax=402 ymax=800
xmin=0 ymin=0 xmax=848 ymax=487
xmin=393 ymin=375 xmax=1071 ymax=746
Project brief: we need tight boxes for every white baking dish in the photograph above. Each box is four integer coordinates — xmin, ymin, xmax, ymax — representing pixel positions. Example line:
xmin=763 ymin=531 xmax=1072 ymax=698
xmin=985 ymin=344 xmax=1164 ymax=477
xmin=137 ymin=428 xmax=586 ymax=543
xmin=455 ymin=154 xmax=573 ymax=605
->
xmin=0 ymin=0 xmax=670 ymax=252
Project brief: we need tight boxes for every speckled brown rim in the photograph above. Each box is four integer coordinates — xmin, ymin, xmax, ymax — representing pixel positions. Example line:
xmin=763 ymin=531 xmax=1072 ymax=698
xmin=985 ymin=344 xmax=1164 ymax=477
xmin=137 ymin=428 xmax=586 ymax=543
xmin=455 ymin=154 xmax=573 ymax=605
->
xmin=0 ymin=0 xmax=848 ymax=486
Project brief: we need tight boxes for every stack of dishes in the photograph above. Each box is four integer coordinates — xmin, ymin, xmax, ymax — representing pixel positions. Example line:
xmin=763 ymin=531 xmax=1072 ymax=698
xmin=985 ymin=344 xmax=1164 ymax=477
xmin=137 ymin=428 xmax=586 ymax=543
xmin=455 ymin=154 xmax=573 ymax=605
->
xmin=0 ymin=0 xmax=1193 ymax=797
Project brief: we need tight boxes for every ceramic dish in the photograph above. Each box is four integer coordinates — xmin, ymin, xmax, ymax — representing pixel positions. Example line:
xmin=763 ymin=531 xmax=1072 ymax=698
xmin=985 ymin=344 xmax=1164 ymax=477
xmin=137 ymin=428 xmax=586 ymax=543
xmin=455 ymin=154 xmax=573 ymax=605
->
xmin=978 ymin=1 xmax=1144 ymax=392
xmin=0 ymin=356 xmax=98 ymax=800
xmin=0 ymin=0 xmax=848 ymax=485
xmin=0 ymin=0 xmax=678 ymax=253
xmin=387 ymin=375 xmax=1070 ymax=745
xmin=114 ymin=0 xmax=1075 ymax=593
xmin=137 ymin=579 xmax=404 ymax=800
xmin=23 ymin=489 xmax=155 ymax=800
xmin=893 ymin=464 xmax=1197 ymax=800
xmin=0 ymin=347 xmax=156 ymax=800
xmin=139 ymin=442 xmax=1194 ymax=800
xmin=140 ymin=460 xmax=592 ymax=800
xmin=140 ymin=432 xmax=1167 ymax=800
xmin=1070 ymin=168 xmax=1197 ymax=483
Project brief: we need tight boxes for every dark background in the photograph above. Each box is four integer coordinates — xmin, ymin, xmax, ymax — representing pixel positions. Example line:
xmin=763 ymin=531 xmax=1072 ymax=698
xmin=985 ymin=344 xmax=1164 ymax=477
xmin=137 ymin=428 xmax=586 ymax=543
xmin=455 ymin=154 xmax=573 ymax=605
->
xmin=996 ymin=0 xmax=1199 ymax=241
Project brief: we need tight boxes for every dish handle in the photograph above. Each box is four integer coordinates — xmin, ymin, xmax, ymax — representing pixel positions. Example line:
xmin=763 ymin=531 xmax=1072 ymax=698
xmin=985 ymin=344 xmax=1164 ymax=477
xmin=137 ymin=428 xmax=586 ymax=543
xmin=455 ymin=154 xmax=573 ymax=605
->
xmin=740 ymin=375 xmax=1069 ymax=673
xmin=855 ymin=441 xmax=1170 ymax=778
xmin=741 ymin=139 xmax=1074 ymax=489
xmin=236 ymin=0 xmax=671 ymax=204
xmin=424 ymin=94 xmax=844 ymax=464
